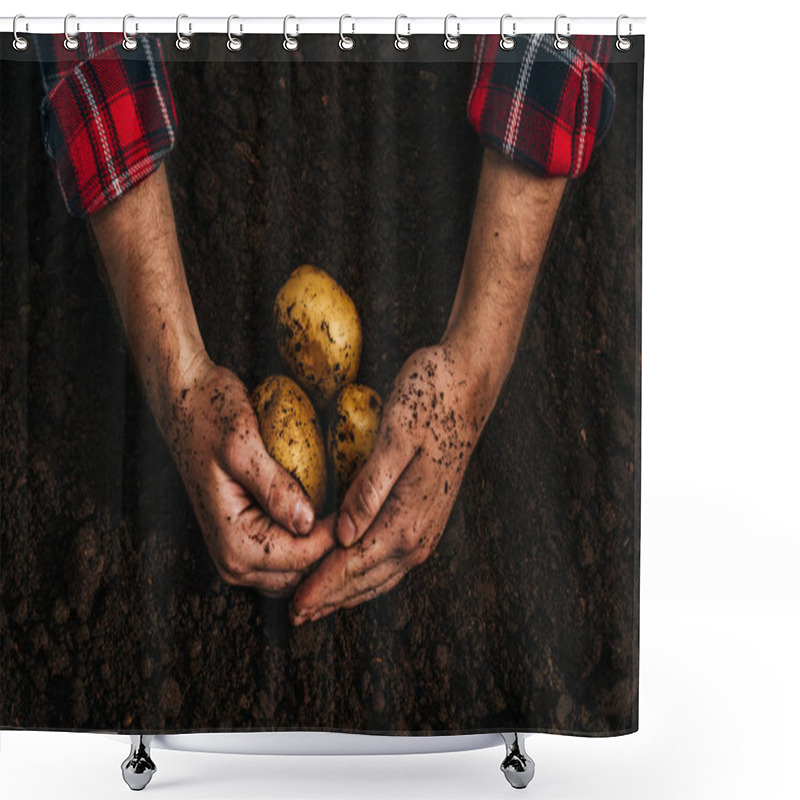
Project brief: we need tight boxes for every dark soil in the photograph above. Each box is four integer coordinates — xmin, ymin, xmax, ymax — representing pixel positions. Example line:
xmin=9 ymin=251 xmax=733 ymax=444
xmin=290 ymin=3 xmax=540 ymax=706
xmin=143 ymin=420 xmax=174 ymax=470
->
xmin=1 ymin=34 xmax=642 ymax=735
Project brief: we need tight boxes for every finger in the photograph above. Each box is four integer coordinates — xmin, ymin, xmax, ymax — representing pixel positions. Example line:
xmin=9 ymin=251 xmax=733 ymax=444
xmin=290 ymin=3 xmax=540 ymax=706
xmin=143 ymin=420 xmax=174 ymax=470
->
xmin=249 ymin=570 xmax=303 ymax=598
xmin=224 ymin=425 xmax=316 ymax=536
xmin=336 ymin=417 xmax=417 ymax=548
xmin=239 ymin=510 xmax=337 ymax=575
xmin=292 ymin=493 xmax=408 ymax=617
xmin=338 ymin=569 xmax=407 ymax=610
xmin=292 ymin=561 xmax=408 ymax=625
xmin=316 ymin=569 xmax=407 ymax=622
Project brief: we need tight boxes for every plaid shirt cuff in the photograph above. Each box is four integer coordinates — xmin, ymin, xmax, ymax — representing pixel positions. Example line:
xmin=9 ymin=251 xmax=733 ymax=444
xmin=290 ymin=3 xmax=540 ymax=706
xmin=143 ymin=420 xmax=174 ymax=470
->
xmin=33 ymin=33 xmax=178 ymax=218
xmin=468 ymin=34 xmax=615 ymax=178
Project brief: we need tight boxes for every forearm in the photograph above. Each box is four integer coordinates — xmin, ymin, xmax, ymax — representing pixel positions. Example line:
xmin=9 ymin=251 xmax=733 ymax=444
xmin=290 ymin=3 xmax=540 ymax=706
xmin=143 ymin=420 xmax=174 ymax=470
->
xmin=442 ymin=147 xmax=566 ymax=396
xmin=89 ymin=163 xmax=207 ymax=437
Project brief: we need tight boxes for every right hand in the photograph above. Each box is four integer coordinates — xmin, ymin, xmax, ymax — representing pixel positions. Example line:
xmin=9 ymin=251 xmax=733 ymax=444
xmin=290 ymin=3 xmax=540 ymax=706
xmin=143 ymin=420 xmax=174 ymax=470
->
xmin=162 ymin=353 xmax=336 ymax=597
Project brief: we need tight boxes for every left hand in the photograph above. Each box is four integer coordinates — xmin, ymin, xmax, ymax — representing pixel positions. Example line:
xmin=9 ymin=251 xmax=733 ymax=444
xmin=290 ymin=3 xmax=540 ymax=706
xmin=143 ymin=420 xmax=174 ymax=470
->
xmin=288 ymin=149 xmax=567 ymax=625
xmin=289 ymin=340 xmax=497 ymax=625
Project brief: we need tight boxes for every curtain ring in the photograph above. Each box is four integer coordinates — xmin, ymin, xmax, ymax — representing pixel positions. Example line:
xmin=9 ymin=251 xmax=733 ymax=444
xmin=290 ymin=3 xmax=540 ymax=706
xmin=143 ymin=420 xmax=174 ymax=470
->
xmin=283 ymin=15 xmax=299 ymax=51
xmin=444 ymin=14 xmax=460 ymax=51
xmin=122 ymin=15 xmax=138 ymax=50
xmin=394 ymin=15 xmax=410 ymax=51
xmin=12 ymin=15 xmax=29 ymax=51
xmin=554 ymin=14 xmax=570 ymax=51
xmin=499 ymin=14 xmax=516 ymax=50
xmin=339 ymin=14 xmax=355 ymax=50
xmin=176 ymin=14 xmax=192 ymax=50
xmin=616 ymin=15 xmax=632 ymax=51
xmin=227 ymin=15 xmax=242 ymax=51
xmin=63 ymin=13 xmax=79 ymax=51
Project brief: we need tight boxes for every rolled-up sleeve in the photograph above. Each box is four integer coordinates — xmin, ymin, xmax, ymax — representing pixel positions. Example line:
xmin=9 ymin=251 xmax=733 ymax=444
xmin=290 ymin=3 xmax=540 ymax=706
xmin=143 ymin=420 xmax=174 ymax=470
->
xmin=33 ymin=33 xmax=178 ymax=218
xmin=468 ymin=34 xmax=615 ymax=178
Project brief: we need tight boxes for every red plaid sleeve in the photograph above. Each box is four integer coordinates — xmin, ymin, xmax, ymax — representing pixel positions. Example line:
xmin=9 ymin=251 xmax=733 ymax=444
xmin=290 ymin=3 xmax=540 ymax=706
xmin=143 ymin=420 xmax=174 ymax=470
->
xmin=33 ymin=33 xmax=177 ymax=218
xmin=468 ymin=34 xmax=615 ymax=178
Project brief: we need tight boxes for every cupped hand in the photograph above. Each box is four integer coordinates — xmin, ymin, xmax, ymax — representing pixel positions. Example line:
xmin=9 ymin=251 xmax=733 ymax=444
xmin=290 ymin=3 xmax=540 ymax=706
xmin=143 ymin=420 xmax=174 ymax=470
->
xmin=289 ymin=342 xmax=496 ymax=624
xmin=165 ymin=354 xmax=336 ymax=597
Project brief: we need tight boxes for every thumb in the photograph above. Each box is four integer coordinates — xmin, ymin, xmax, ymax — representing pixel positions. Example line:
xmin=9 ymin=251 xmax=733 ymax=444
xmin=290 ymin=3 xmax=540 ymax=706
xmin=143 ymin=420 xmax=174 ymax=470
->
xmin=224 ymin=430 xmax=315 ymax=536
xmin=336 ymin=422 xmax=416 ymax=547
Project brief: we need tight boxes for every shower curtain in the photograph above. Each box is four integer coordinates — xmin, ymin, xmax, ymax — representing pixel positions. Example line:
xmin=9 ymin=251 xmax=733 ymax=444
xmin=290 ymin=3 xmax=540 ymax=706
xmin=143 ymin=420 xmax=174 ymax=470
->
xmin=1 ymin=28 xmax=643 ymax=736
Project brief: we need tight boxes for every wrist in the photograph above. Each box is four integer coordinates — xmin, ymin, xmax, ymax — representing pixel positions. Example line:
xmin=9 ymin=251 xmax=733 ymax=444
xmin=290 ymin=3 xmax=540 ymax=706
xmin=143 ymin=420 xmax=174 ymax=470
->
xmin=440 ymin=325 xmax=513 ymax=409
xmin=135 ymin=332 xmax=211 ymax=439
xmin=164 ymin=341 xmax=212 ymax=398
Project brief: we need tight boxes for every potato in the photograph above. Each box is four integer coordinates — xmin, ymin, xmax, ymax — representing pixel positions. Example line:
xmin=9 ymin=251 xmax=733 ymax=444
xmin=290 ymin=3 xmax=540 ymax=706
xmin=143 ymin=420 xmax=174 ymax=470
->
xmin=327 ymin=384 xmax=383 ymax=495
xmin=274 ymin=264 xmax=361 ymax=408
xmin=251 ymin=375 xmax=327 ymax=515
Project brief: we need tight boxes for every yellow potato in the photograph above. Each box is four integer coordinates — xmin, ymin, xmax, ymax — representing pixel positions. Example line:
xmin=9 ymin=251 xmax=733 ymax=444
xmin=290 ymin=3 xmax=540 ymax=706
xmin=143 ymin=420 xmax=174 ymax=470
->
xmin=251 ymin=375 xmax=327 ymax=515
xmin=327 ymin=384 xmax=383 ymax=495
xmin=274 ymin=264 xmax=361 ymax=408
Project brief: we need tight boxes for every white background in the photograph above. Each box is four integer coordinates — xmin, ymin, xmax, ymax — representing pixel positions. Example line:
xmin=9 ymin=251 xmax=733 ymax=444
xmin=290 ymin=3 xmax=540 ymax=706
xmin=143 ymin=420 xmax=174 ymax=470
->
xmin=2 ymin=1 xmax=799 ymax=798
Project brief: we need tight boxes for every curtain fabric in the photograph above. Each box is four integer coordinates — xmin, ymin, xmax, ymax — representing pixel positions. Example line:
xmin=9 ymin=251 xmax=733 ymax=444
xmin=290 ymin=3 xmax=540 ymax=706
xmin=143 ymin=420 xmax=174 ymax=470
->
xmin=1 ymin=31 xmax=643 ymax=736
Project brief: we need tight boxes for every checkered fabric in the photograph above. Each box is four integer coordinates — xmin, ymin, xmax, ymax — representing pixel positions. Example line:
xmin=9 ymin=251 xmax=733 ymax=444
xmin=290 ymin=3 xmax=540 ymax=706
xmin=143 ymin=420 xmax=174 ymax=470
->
xmin=468 ymin=34 xmax=616 ymax=178
xmin=32 ymin=32 xmax=613 ymax=217
xmin=33 ymin=33 xmax=177 ymax=218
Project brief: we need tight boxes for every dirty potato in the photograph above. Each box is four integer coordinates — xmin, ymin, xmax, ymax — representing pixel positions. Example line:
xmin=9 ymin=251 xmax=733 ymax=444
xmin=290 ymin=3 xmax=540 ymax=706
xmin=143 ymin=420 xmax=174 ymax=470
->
xmin=252 ymin=375 xmax=327 ymax=515
xmin=327 ymin=384 xmax=383 ymax=494
xmin=274 ymin=264 xmax=361 ymax=408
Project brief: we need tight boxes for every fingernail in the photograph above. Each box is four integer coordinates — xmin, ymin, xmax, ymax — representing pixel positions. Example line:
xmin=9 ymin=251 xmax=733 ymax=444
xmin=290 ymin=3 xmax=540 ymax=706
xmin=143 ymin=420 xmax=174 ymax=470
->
xmin=337 ymin=511 xmax=356 ymax=547
xmin=292 ymin=499 xmax=314 ymax=535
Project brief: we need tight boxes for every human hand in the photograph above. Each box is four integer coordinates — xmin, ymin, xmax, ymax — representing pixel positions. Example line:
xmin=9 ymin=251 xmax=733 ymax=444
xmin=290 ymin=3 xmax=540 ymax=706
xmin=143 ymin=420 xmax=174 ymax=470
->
xmin=289 ymin=340 xmax=498 ymax=624
xmin=166 ymin=354 xmax=337 ymax=597
xmin=287 ymin=150 xmax=566 ymax=624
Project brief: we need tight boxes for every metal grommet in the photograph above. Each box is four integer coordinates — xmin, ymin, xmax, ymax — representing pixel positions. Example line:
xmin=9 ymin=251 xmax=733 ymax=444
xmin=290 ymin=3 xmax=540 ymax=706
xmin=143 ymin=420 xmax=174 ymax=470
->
xmin=122 ymin=15 xmax=138 ymax=50
xmin=283 ymin=15 xmax=298 ymax=51
xmin=12 ymin=15 xmax=29 ymax=51
xmin=176 ymin=14 xmax=191 ymax=50
xmin=227 ymin=15 xmax=242 ymax=51
xmin=63 ymin=13 xmax=79 ymax=51
xmin=554 ymin=14 xmax=570 ymax=51
xmin=394 ymin=14 xmax=410 ymax=50
xmin=616 ymin=14 xmax=632 ymax=51
xmin=499 ymin=14 xmax=516 ymax=50
xmin=339 ymin=14 xmax=355 ymax=50
xmin=444 ymin=14 xmax=460 ymax=51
